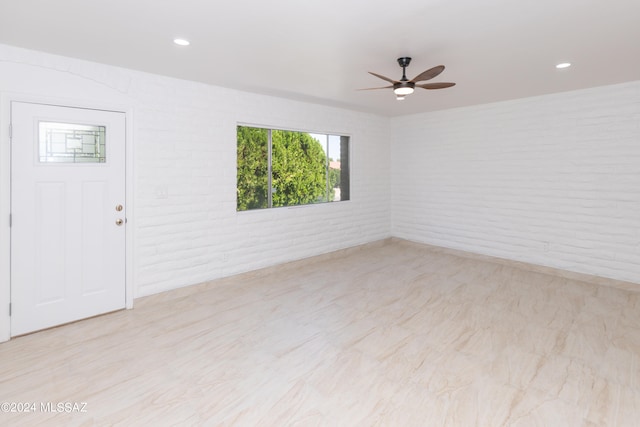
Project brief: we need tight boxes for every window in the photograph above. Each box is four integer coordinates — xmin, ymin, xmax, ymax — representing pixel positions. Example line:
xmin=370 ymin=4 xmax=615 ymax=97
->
xmin=237 ymin=126 xmax=350 ymax=211
xmin=39 ymin=122 xmax=106 ymax=163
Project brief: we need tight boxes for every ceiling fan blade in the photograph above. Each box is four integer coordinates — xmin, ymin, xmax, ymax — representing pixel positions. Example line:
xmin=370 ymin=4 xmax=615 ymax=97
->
xmin=368 ymin=71 xmax=398 ymax=84
xmin=357 ymin=85 xmax=394 ymax=91
xmin=417 ymin=82 xmax=456 ymax=90
xmin=410 ymin=65 xmax=445 ymax=83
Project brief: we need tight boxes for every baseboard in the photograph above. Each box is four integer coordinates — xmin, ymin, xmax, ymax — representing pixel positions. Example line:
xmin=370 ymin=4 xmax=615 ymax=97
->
xmin=390 ymin=237 xmax=639 ymax=293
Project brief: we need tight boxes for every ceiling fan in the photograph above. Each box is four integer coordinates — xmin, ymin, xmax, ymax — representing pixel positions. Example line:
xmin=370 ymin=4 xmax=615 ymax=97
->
xmin=360 ymin=57 xmax=455 ymax=100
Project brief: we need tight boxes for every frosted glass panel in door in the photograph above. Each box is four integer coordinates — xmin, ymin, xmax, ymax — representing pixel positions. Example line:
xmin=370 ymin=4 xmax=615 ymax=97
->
xmin=39 ymin=121 xmax=106 ymax=163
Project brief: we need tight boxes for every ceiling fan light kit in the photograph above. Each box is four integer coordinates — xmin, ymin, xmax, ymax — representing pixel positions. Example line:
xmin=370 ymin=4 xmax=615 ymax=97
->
xmin=361 ymin=56 xmax=455 ymax=99
xmin=394 ymin=83 xmax=415 ymax=96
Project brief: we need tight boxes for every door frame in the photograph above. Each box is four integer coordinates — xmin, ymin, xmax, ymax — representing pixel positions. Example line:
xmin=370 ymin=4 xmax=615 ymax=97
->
xmin=0 ymin=93 xmax=135 ymax=342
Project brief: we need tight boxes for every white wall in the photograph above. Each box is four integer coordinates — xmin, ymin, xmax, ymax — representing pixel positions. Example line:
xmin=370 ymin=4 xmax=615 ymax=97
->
xmin=0 ymin=44 xmax=391 ymax=305
xmin=391 ymin=82 xmax=640 ymax=283
xmin=2 ymin=42 xmax=639 ymax=337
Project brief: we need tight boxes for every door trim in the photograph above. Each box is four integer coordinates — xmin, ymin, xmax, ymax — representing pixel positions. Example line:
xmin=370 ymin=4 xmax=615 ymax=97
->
xmin=0 ymin=93 xmax=135 ymax=342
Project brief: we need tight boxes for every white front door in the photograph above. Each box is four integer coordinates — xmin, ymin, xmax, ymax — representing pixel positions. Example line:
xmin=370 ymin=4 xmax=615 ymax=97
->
xmin=10 ymin=102 xmax=126 ymax=336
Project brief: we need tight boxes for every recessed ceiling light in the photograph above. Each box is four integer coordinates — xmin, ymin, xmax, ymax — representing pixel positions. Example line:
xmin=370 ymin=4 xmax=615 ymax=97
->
xmin=556 ymin=62 xmax=571 ymax=69
xmin=173 ymin=38 xmax=190 ymax=46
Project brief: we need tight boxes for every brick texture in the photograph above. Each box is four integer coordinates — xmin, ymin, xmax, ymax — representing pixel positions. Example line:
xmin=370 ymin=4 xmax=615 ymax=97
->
xmin=1 ymin=43 xmax=639 ymax=297
xmin=391 ymin=82 xmax=640 ymax=283
xmin=0 ymin=44 xmax=391 ymax=297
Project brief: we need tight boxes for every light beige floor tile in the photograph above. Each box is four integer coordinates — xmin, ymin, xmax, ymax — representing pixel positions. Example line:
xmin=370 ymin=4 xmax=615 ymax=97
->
xmin=1 ymin=239 xmax=638 ymax=425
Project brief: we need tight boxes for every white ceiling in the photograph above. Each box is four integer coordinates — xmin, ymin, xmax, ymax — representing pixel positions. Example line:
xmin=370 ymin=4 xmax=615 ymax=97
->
xmin=1 ymin=0 xmax=639 ymax=117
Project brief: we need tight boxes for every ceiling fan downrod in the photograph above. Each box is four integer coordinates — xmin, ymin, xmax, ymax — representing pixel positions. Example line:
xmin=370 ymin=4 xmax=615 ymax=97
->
xmin=397 ymin=57 xmax=412 ymax=81
xmin=394 ymin=57 xmax=415 ymax=94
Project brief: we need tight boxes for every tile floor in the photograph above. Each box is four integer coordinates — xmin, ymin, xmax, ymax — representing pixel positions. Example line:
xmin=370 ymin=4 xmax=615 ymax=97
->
xmin=1 ymin=239 xmax=639 ymax=426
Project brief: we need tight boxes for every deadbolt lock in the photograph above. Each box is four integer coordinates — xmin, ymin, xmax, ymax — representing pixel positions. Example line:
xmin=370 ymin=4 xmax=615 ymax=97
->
xmin=116 ymin=204 xmax=123 ymax=212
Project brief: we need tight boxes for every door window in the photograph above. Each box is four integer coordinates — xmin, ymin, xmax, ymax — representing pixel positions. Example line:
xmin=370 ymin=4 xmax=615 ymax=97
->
xmin=39 ymin=121 xmax=106 ymax=163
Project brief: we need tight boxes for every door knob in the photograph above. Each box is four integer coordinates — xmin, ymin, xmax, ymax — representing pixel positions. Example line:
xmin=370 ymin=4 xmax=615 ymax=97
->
xmin=115 ymin=219 xmax=124 ymax=226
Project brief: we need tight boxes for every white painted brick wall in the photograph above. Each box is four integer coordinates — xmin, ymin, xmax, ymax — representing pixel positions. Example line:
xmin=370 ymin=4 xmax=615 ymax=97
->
xmin=2 ymin=42 xmax=639 ymax=300
xmin=391 ymin=82 xmax=640 ymax=283
xmin=0 ymin=44 xmax=391 ymax=298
